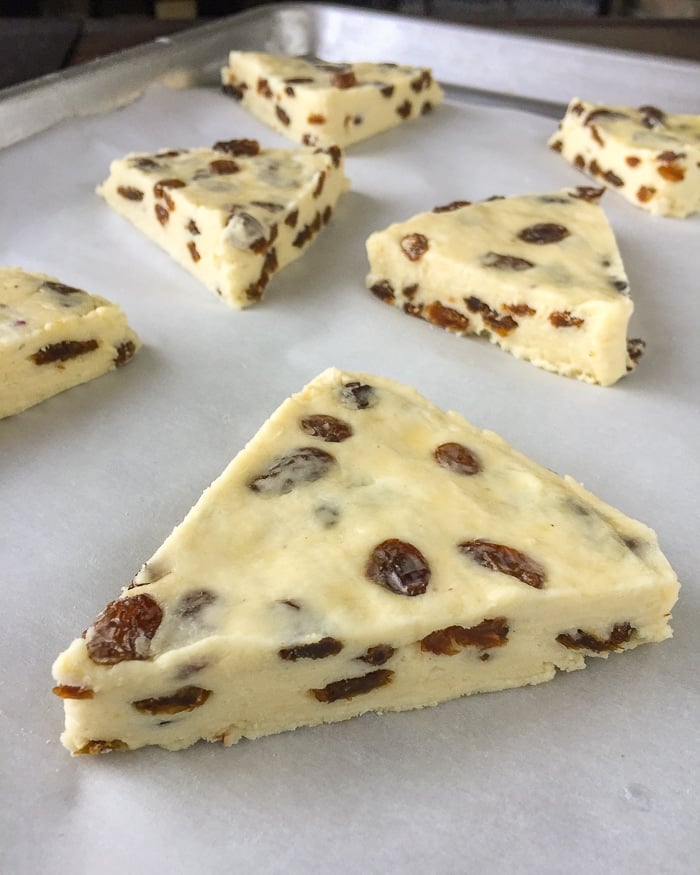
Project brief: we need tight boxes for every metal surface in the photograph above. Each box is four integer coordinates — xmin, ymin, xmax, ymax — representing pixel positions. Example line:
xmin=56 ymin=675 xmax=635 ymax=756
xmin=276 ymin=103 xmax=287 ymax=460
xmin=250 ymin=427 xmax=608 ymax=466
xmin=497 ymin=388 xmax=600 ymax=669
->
xmin=1 ymin=2 xmax=699 ymax=150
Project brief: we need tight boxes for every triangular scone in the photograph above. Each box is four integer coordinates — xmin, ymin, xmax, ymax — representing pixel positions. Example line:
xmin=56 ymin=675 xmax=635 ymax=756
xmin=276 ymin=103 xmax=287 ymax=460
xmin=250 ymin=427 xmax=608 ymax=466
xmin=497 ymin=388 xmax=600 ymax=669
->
xmin=97 ymin=139 xmax=349 ymax=309
xmin=221 ymin=52 xmax=443 ymax=148
xmin=0 ymin=266 xmax=140 ymax=419
xmin=366 ymin=188 xmax=642 ymax=386
xmin=53 ymin=368 xmax=678 ymax=755
xmin=549 ymin=98 xmax=700 ymax=218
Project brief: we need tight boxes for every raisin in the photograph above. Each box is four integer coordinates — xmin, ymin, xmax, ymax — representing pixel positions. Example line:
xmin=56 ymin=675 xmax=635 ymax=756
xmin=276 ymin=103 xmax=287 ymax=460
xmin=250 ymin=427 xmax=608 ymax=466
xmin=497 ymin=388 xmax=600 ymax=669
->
xmin=570 ymin=186 xmax=605 ymax=202
xmin=178 ymin=590 xmax=215 ymax=618
xmin=421 ymin=617 xmax=509 ymax=655
xmin=400 ymin=233 xmax=429 ymax=261
xmin=75 ymin=740 xmax=128 ymax=755
xmin=625 ymin=156 xmax=641 ymax=167
xmin=117 ymin=186 xmax=144 ymax=201
xmin=221 ymin=83 xmax=246 ymax=100
xmin=155 ymin=204 xmax=169 ymax=226
xmin=209 ymin=159 xmax=239 ymax=175
xmin=404 ymin=302 xmax=423 ymax=317
xmin=518 ymin=223 xmax=570 ymax=244
xmin=132 ymin=686 xmax=211 ymax=715
xmin=458 ymin=540 xmax=545 ymax=589
xmin=114 ymin=340 xmax=136 ymax=367
xmin=31 ymin=339 xmax=98 ymax=365
xmin=433 ymin=200 xmax=471 ymax=213
xmin=312 ymin=669 xmax=393 ymax=703
xmin=187 ymin=219 xmax=200 ymax=235
xmin=396 ymin=100 xmax=412 ymax=119
xmin=657 ymin=164 xmax=685 ymax=182
xmin=425 ymin=301 xmax=469 ymax=333
xmin=574 ymin=155 xmax=586 ymax=170
xmin=589 ymin=124 xmax=605 ymax=147
xmin=638 ymin=105 xmax=665 ymax=128
xmin=366 ymin=539 xmax=431 ymax=597
xmin=584 ymin=108 xmax=628 ymax=125
xmin=589 ymin=159 xmax=602 ymax=177
xmin=358 ymin=644 xmax=395 ymax=666
xmin=338 ymin=381 xmax=377 ymax=410
xmin=42 ymin=280 xmax=83 ymax=296
xmin=131 ymin=156 xmax=160 ymax=170
xmin=213 ymin=138 xmax=260 ymax=156
xmin=285 ymin=77 xmax=314 ymax=84
xmin=556 ymin=622 xmax=633 ymax=653
xmin=403 ymin=283 xmax=419 ymax=300
xmin=187 ymin=241 xmax=201 ymax=263
xmin=301 ymin=134 xmax=317 ymax=146
xmin=627 ymin=337 xmax=646 ymax=364
xmin=504 ymin=303 xmax=536 ymax=317
xmin=549 ymin=310 xmax=584 ymax=328
xmin=657 ymin=151 xmax=685 ymax=163
xmin=257 ymin=77 xmax=272 ymax=98
xmin=322 ymin=205 xmax=332 ymax=225
xmin=464 ymin=297 xmax=517 ymax=336
xmin=279 ymin=637 xmax=343 ymax=661
xmin=248 ymin=447 xmax=336 ymax=495
xmin=434 ymin=442 xmax=482 ymax=476
xmin=636 ymin=186 xmax=656 ymax=203
xmin=312 ymin=171 xmax=326 ymax=198
xmin=481 ymin=252 xmax=534 ymax=270
xmin=293 ymin=225 xmax=311 ymax=248
xmin=421 ymin=101 xmax=433 ymax=115
xmin=380 ymin=84 xmax=395 ymax=97
xmin=550 ymin=139 xmax=563 ymax=152
xmin=325 ymin=145 xmax=342 ymax=168
xmin=276 ymin=105 xmax=291 ymax=126
xmin=330 ymin=70 xmax=356 ymax=89
xmin=308 ymin=113 xmax=326 ymax=124
xmin=604 ymin=170 xmax=624 ymax=187
xmin=315 ymin=504 xmax=341 ymax=528
xmin=284 ymin=209 xmax=299 ymax=229
xmin=85 ymin=593 xmax=163 ymax=664
xmin=153 ymin=178 xmax=185 ymax=210
xmin=300 ymin=414 xmax=353 ymax=442
xmin=52 ymin=685 xmax=94 ymax=700
xmin=611 ymin=279 xmax=629 ymax=293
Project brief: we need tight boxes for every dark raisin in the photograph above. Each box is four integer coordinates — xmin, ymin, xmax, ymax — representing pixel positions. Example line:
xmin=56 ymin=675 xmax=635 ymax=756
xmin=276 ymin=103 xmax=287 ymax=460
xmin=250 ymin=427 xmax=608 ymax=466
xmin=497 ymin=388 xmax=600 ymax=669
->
xmin=604 ymin=170 xmax=624 ymax=187
xmin=312 ymin=171 xmax=326 ymax=198
xmin=209 ymin=159 xmax=239 ymax=175
xmin=556 ymin=622 xmax=633 ymax=653
xmin=574 ymin=155 xmax=586 ymax=170
xmin=85 ymin=593 xmax=163 ymax=664
xmin=276 ymin=105 xmax=291 ymax=126
xmin=42 ymin=281 xmax=83 ymax=296
xmin=434 ymin=442 xmax=482 ymax=476
xmin=155 ymin=204 xmax=169 ymax=226
xmin=396 ymin=100 xmax=412 ymax=119
xmin=312 ymin=669 xmax=393 ymax=703
xmin=187 ymin=219 xmax=200 ymax=235
xmin=584 ymin=108 xmax=628 ymax=125
xmin=187 ymin=241 xmax=201 ymax=262
xmin=481 ymin=252 xmax=534 ymax=270
xmin=132 ymin=686 xmax=211 ymax=715
xmin=433 ymin=200 xmax=471 ymax=213
xmin=248 ymin=447 xmax=336 ymax=495
xmin=627 ymin=338 xmax=646 ymax=364
xmin=518 ymin=223 xmax=570 ymax=244
xmin=178 ymin=590 xmax=216 ymax=618
xmin=504 ymin=303 xmax=536 ymax=317
xmin=425 ymin=301 xmax=470 ymax=333
xmin=300 ymin=414 xmax=353 ymax=442
xmin=213 ymin=138 xmax=260 ymax=156
xmin=285 ymin=208 xmax=299 ymax=228
xmin=380 ymin=84 xmax=395 ymax=97
xmin=330 ymin=70 xmax=356 ymax=89
xmin=322 ymin=205 xmax=332 ymax=225
xmin=400 ymin=233 xmax=429 ymax=261
xmin=638 ymin=105 xmax=665 ymax=128
xmin=31 ymin=339 xmax=98 ymax=365
xmin=366 ymin=539 xmax=431 ymax=597
xmin=358 ymin=644 xmax=395 ymax=666
xmin=458 ymin=540 xmax=545 ymax=589
xmin=464 ymin=297 xmax=517 ymax=336
xmin=221 ymin=83 xmax=246 ymax=100
xmin=325 ymin=145 xmax=342 ymax=168
xmin=338 ymin=381 xmax=377 ymax=410
xmin=611 ymin=279 xmax=629 ymax=293
xmin=570 ymin=186 xmax=605 ymax=202
xmin=626 ymin=156 xmax=641 ymax=167
xmin=257 ymin=77 xmax=272 ymax=98
xmin=589 ymin=159 xmax=602 ymax=177
xmin=550 ymin=139 xmax=563 ymax=152
xmin=571 ymin=101 xmax=585 ymax=115
xmin=131 ymin=156 xmax=160 ymax=170
xmin=117 ymin=186 xmax=143 ymax=201
xmin=52 ymin=685 xmax=94 ymax=700
xmin=421 ymin=617 xmax=509 ymax=655
xmin=114 ymin=340 xmax=136 ymax=367
xmin=549 ymin=310 xmax=584 ymax=328
xmin=369 ymin=280 xmax=394 ymax=303
xmin=293 ymin=225 xmax=311 ymax=248
xmin=154 ymin=178 xmax=185 ymax=210
xmin=421 ymin=101 xmax=433 ymax=115
xmin=589 ymin=124 xmax=605 ymax=147
xmin=279 ymin=637 xmax=343 ymax=661
xmin=404 ymin=302 xmax=423 ymax=317
xmin=285 ymin=77 xmax=314 ymax=84
xmin=403 ymin=283 xmax=418 ymax=299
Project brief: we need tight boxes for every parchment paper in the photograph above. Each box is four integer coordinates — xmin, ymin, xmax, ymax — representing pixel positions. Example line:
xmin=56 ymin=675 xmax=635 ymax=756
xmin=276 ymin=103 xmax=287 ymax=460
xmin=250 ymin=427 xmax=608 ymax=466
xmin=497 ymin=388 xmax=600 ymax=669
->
xmin=1 ymin=81 xmax=698 ymax=874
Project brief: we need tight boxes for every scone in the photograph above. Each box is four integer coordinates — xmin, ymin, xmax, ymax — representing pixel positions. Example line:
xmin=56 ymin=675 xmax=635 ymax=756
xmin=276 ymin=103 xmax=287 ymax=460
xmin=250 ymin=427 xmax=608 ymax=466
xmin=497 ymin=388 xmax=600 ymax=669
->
xmin=366 ymin=187 xmax=642 ymax=386
xmin=53 ymin=368 xmax=678 ymax=754
xmin=97 ymin=139 xmax=349 ymax=308
xmin=549 ymin=98 xmax=700 ymax=218
xmin=221 ymin=52 xmax=443 ymax=147
xmin=0 ymin=266 xmax=140 ymax=419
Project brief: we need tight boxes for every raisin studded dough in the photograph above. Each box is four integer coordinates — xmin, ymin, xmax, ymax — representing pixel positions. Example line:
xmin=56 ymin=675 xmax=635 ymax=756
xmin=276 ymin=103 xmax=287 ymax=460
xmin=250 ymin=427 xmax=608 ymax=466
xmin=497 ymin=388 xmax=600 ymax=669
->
xmin=97 ymin=139 xmax=349 ymax=309
xmin=0 ymin=266 xmax=140 ymax=419
xmin=221 ymin=52 xmax=444 ymax=148
xmin=365 ymin=188 xmax=640 ymax=386
xmin=549 ymin=98 xmax=700 ymax=218
xmin=52 ymin=368 xmax=679 ymax=754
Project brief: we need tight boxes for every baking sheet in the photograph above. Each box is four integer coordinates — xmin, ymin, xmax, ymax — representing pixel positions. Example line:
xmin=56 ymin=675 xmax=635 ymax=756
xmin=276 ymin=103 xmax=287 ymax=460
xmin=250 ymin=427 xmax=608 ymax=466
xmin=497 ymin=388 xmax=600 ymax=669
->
xmin=1 ymin=10 xmax=699 ymax=875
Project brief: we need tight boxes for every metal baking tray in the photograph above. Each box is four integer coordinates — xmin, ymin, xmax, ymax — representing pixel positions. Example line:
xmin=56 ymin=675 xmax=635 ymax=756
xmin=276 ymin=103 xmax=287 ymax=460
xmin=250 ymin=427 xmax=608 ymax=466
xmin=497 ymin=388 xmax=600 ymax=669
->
xmin=1 ymin=6 xmax=698 ymax=874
